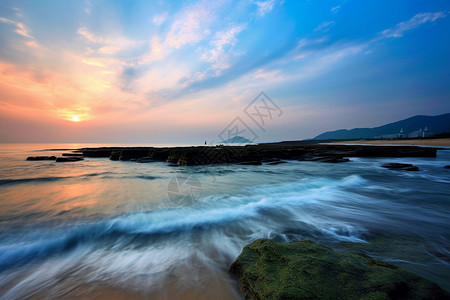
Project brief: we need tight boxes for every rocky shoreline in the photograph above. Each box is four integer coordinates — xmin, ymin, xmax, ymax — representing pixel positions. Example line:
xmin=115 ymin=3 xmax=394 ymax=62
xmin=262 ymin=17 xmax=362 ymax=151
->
xmin=28 ymin=143 xmax=440 ymax=165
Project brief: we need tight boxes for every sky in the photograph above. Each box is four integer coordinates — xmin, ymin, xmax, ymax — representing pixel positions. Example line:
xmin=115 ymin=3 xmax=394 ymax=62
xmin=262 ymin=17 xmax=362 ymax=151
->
xmin=0 ymin=0 xmax=449 ymax=143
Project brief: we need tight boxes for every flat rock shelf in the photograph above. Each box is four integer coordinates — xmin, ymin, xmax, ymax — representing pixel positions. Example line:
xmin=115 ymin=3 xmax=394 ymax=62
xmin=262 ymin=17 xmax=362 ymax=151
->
xmin=35 ymin=143 xmax=441 ymax=166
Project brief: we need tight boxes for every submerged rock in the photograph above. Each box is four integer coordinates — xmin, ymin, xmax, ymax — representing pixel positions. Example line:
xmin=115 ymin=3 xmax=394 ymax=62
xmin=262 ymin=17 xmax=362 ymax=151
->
xmin=136 ymin=157 xmax=156 ymax=163
xmin=310 ymin=156 xmax=351 ymax=163
xmin=26 ymin=156 xmax=56 ymax=161
xmin=230 ymin=239 xmax=449 ymax=300
xmin=62 ymin=153 xmax=83 ymax=156
xmin=238 ymin=161 xmax=263 ymax=165
xmin=266 ymin=160 xmax=287 ymax=165
xmin=55 ymin=157 xmax=84 ymax=162
xmin=445 ymin=165 xmax=450 ymax=169
xmin=381 ymin=163 xmax=419 ymax=171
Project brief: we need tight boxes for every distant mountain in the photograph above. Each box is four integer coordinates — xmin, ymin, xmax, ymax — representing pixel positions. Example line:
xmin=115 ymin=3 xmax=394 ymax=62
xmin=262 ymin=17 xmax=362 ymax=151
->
xmin=219 ymin=136 xmax=254 ymax=143
xmin=313 ymin=113 xmax=450 ymax=140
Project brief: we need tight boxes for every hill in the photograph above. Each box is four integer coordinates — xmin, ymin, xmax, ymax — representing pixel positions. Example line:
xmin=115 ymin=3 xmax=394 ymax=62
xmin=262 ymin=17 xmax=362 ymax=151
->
xmin=219 ymin=136 xmax=254 ymax=143
xmin=313 ymin=113 xmax=450 ymax=140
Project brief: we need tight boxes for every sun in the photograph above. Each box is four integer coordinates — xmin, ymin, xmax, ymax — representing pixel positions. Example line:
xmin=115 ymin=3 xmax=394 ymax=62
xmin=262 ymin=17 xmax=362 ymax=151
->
xmin=71 ymin=115 xmax=80 ymax=122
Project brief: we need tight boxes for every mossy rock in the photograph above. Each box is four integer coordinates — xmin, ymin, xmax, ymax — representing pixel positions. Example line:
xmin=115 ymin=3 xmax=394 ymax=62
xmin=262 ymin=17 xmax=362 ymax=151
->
xmin=229 ymin=239 xmax=449 ymax=300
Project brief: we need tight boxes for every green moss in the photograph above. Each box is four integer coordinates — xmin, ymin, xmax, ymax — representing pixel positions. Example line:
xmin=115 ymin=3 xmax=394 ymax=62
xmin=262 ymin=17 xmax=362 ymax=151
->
xmin=230 ymin=239 xmax=449 ymax=300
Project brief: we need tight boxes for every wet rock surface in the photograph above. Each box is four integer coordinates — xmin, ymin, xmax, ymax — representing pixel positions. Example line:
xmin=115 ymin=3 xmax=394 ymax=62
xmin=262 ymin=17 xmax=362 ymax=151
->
xmin=381 ymin=163 xmax=420 ymax=171
xmin=28 ymin=144 xmax=440 ymax=166
xmin=26 ymin=156 xmax=56 ymax=161
xmin=230 ymin=239 xmax=450 ymax=300
xmin=55 ymin=157 xmax=84 ymax=162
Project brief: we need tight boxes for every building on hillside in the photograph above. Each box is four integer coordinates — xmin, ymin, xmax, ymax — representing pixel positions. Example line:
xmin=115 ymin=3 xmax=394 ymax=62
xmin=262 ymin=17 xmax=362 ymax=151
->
xmin=374 ymin=127 xmax=433 ymax=139
xmin=374 ymin=128 xmax=404 ymax=139
xmin=408 ymin=127 xmax=432 ymax=138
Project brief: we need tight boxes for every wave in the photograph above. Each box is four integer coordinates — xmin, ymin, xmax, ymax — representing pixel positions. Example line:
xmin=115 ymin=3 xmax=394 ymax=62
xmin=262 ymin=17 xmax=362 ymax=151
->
xmin=0 ymin=177 xmax=68 ymax=186
xmin=0 ymin=175 xmax=368 ymax=272
xmin=0 ymin=172 xmax=164 ymax=187
xmin=1 ymin=173 xmax=449 ymax=298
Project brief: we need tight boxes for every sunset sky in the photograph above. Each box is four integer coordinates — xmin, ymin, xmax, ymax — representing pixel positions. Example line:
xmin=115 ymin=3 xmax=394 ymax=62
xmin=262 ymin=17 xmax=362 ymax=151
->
xmin=1 ymin=0 xmax=449 ymax=143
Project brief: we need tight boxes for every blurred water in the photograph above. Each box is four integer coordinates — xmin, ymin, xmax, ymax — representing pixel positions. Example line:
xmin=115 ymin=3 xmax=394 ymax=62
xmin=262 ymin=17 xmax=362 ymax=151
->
xmin=0 ymin=144 xmax=449 ymax=299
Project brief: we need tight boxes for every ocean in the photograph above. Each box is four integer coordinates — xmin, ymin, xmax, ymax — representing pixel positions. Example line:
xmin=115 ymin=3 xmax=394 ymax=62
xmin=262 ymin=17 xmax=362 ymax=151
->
xmin=0 ymin=143 xmax=449 ymax=299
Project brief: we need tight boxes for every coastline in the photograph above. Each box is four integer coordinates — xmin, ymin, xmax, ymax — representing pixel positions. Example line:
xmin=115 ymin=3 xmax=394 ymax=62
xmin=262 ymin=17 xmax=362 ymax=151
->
xmin=331 ymin=138 xmax=450 ymax=147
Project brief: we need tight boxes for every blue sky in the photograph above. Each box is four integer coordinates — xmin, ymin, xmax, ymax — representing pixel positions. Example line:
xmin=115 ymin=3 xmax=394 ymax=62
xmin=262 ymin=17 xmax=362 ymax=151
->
xmin=0 ymin=0 xmax=449 ymax=143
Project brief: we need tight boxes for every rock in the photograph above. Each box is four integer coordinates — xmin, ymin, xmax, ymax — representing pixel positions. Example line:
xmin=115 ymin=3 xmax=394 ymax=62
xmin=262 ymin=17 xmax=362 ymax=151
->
xmin=266 ymin=160 xmax=287 ymax=165
xmin=82 ymin=149 xmax=112 ymax=157
xmin=167 ymin=147 xmax=235 ymax=166
xmin=230 ymin=239 xmax=449 ymax=300
xmin=238 ymin=161 xmax=263 ymax=165
xmin=26 ymin=156 xmax=56 ymax=161
xmin=310 ymin=157 xmax=350 ymax=163
xmin=261 ymin=158 xmax=282 ymax=163
xmin=55 ymin=157 xmax=84 ymax=162
xmin=382 ymin=163 xmax=419 ymax=171
xmin=62 ymin=153 xmax=83 ymax=156
xmin=109 ymin=150 xmax=121 ymax=161
xmin=334 ymin=157 xmax=351 ymax=163
xmin=136 ymin=157 xmax=156 ymax=163
xmin=148 ymin=149 xmax=169 ymax=161
xmin=118 ymin=149 xmax=151 ymax=161
xmin=70 ymin=144 xmax=440 ymax=166
xmin=445 ymin=165 xmax=450 ymax=169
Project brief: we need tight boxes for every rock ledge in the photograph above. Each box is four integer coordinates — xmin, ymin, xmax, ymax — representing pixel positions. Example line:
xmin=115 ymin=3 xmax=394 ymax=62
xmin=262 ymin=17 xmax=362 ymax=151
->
xmin=230 ymin=239 xmax=449 ymax=300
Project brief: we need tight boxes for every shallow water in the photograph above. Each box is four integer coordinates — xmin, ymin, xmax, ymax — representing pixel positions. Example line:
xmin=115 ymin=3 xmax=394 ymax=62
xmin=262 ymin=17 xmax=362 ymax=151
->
xmin=0 ymin=143 xmax=449 ymax=299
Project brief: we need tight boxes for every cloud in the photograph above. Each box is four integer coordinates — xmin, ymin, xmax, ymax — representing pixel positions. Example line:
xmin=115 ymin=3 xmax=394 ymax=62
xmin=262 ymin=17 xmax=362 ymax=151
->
xmin=165 ymin=2 xmax=215 ymax=49
xmin=0 ymin=17 xmax=33 ymax=39
xmin=12 ymin=7 xmax=24 ymax=18
xmin=77 ymin=26 xmax=143 ymax=57
xmin=97 ymin=46 xmax=121 ymax=55
xmin=137 ymin=36 xmax=169 ymax=64
xmin=137 ymin=1 xmax=228 ymax=65
xmin=152 ymin=12 xmax=168 ymax=26
xmin=84 ymin=0 xmax=92 ymax=15
xmin=201 ymin=25 xmax=246 ymax=71
xmin=314 ymin=21 xmax=335 ymax=32
xmin=25 ymin=40 xmax=39 ymax=48
xmin=380 ymin=12 xmax=446 ymax=38
xmin=255 ymin=0 xmax=277 ymax=16
xmin=331 ymin=5 xmax=341 ymax=14
xmin=77 ymin=26 xmax=103 ymax=43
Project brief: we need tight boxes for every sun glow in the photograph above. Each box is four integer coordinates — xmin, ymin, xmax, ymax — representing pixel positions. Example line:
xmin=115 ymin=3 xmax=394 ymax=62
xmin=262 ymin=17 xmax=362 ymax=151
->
xmin=71 ymin=115 xmax=80 ymax=122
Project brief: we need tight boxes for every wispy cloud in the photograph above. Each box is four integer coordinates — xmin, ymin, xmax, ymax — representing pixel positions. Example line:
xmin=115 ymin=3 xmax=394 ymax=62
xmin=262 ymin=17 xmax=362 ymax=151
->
xmin=380 ymin=12 xmax=446 ymax=38
xmin=254 ymin=0 xmax=277 ymax=17
xmin=201 ymin=25 xmax=246 ymax=71
xmin=152 ymin=12 xmax=168 ymax=26
xmin=77 ymin=26 xmax=142 ymax=56
xmin=77 ymin=27 xmax=104 ymax=43
xmin=97 ymin=46 xmax=121 ymax=55
xmin=165 ymin=2 xmax=215 ymax=49
xmin=314 ymin=21 xmax=335 ymax=32
xmin=0 ymin=17 xmax=33 ymax=39
xmin=84 ymin=0 xmax=92 ymax=15
xmin=331 ymin=5 xmax=341 ymax=14
xmin=12 ymin=7 xmax=23 ymax=18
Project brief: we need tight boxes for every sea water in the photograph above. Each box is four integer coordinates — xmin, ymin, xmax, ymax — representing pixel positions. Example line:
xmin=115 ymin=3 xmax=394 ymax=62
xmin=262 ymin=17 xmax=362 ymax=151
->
xmin=0 ymin=144 xmax=449 ymax=299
